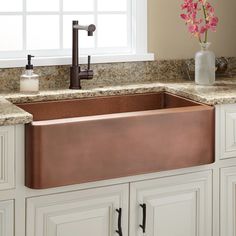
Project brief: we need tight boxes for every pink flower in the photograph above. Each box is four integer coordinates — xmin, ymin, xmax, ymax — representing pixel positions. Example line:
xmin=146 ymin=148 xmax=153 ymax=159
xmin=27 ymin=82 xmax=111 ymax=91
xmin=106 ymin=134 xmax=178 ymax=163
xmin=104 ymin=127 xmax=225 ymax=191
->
xmin=208 ymin=17 xmax=219 ymax=31
xmin=206 ymin=2 xmax=214 ymax=13
xmin=180 ymin=0 xmax=219 ymax=43
xmin=199 ymin=0 xmax=207 ymax=6
xmin=188 ymin=24 xmax=199 ymax=34
xmin=200 ymin=26 xmax=207 ymax=34
xmin=180 ymin=14 xmax=189 ymax=21
xmin=211 ymin=17 xmax=219 ymax=26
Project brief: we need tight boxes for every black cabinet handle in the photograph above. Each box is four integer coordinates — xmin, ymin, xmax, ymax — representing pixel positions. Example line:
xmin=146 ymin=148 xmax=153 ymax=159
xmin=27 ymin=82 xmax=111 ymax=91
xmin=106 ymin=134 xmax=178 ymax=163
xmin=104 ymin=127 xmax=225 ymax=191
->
xmin=116 ymin=208 xmax=123 ymax=236
xmin=139 ymin=204 xmax=146 ymax=233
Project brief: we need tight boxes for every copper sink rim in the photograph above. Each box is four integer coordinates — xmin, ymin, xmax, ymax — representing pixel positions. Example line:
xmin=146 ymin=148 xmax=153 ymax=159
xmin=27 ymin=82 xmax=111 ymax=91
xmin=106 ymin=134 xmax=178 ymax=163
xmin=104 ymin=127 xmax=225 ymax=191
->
xmin=17 ymin=92 xmax=212 ymax=126
xmin=32 ymin=105 xmax=212 ymax=126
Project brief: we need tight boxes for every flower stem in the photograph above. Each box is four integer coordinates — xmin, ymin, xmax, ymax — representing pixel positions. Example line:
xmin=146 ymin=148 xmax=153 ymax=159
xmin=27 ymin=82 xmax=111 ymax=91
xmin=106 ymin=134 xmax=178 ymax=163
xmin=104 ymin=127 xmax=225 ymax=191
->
xmin=202 ymin=5 xmax=208 ymax=43
xmin=198 ymin=36 xmax=202 ymax=44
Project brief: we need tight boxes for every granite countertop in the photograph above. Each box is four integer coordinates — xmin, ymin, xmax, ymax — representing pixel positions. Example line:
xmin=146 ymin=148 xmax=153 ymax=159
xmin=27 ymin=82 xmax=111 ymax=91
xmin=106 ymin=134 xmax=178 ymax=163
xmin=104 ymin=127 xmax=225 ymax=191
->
xmin=1 ymin=77 xmax=236 ymax=126
xmin=0 ymin=98 xmax=32 ymax=126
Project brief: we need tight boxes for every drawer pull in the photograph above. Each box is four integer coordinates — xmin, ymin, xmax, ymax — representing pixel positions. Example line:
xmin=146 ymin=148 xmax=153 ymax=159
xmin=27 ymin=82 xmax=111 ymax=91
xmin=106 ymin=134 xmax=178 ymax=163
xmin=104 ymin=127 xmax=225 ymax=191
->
xmin=139 ymin=204 xmax=146 ymax=233
xmin=116 ymin=208 xmax=123 ymax=236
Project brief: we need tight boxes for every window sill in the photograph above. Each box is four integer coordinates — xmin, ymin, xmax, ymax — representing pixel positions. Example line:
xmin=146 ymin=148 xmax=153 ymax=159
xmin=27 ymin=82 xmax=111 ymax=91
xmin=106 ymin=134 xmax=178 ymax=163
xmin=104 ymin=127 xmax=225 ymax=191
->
xmin=0 ymin=53 xmax=155 ymax=69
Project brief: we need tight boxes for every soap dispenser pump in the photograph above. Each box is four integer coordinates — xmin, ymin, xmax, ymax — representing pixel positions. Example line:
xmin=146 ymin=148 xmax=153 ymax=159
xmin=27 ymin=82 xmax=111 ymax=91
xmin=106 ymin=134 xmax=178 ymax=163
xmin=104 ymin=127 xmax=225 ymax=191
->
xmin=20 ymin=55 xmax=39 ymax=93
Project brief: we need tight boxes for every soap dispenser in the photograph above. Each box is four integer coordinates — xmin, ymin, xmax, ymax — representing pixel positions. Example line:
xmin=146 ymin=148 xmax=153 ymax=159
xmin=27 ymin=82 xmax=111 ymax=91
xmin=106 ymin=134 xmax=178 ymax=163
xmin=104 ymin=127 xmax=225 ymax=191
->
xmin=20 ymin=55 xmax=39 ymax=93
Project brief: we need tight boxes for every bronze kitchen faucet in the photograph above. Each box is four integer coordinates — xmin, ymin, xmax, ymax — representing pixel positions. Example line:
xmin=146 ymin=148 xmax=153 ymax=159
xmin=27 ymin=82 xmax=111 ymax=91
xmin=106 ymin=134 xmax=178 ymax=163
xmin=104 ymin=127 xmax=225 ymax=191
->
xmin=70 ymin=20 xmax=96 ymax=89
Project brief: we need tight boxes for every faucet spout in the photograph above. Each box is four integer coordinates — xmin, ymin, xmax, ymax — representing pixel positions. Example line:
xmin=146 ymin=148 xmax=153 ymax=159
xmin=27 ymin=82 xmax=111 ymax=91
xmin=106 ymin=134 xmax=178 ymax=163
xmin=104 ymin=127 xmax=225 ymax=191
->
xmin=73 ymin=24 xmax=96 ymax=36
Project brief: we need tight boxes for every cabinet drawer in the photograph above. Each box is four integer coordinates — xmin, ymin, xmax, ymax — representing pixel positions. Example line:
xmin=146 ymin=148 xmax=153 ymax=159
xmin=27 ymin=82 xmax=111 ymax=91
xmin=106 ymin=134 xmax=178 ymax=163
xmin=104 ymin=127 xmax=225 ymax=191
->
xmin=0 ymin=126 xmax=15 ymax=190
xmin=218 ymin=104 xmax=236 ymax=160
xmin=0 ymin=200 xmax=14 ymax=236
xmin=26 ymin=184 xmax=129 ymax=236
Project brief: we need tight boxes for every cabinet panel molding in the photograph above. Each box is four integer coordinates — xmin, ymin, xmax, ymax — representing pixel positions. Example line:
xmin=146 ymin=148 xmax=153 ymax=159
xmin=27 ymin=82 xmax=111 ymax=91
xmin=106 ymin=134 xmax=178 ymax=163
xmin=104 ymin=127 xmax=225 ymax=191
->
xmin=0 ymin=200 xmax=14 ymax=236
xmin=0 ymin=126 xmax=15 ymax=190
xmin=26 ymin=184 xmax=129 ymax=236
xmin=221 ymin=166 xmax=236 ymax=236
xmin=130 ymin=171 xmax=212 ymax=236
xmin=218 ymin=104 xmax=236 ymax=159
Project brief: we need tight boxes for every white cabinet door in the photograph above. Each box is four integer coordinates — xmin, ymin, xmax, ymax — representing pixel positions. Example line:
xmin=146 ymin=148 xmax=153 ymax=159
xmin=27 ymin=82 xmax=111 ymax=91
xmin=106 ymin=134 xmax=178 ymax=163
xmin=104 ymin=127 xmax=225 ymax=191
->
xmin=130 ymin=171 xmax=212 ymax=236
xmin=26 ymin=184 xmax=129 ymax=236
xmin=0 ymin=126 xmax=15 ymax=190
xmin=221 ymin=166 xmax=236 ymax=236
xmin=217 ymin=104 xmax=236 ymax=160
xmin=0 ymin=200 xmax=14 ymax=236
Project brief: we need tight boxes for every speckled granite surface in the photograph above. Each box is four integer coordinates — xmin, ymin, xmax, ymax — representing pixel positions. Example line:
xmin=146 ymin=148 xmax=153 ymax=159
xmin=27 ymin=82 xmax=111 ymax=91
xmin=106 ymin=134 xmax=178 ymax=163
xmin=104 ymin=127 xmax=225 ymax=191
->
xmin=164 ymin=78 xmax=236 ymax=105
xmin=0 ymin=60 xmax=186 ymax=92
xmin=0 ymin=99 xmax=32 ymax=126
xmin=0 ymin=58 xmax=235 ymax=92
xmin=1 ymin=76 xmax=236 ymax=126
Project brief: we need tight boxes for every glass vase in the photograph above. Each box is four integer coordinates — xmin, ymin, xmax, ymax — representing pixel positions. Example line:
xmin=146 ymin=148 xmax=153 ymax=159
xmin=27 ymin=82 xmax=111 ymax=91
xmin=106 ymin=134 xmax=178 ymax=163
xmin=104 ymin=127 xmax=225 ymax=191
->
xmin=195 ymin=42 xmax=215 ymax=85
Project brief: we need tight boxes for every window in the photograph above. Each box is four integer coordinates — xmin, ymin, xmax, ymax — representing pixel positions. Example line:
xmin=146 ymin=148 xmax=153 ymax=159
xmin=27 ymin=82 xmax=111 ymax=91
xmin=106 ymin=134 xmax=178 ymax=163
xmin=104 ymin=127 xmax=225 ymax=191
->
xmin=0 ymin=0 xmax=153 ymax=67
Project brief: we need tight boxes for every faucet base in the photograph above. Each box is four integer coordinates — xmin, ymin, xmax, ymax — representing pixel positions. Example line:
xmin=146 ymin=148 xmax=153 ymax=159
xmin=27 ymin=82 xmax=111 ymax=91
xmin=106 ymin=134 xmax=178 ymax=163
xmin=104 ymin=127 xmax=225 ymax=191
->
xmin=70 ymin=66 xmax=81 ymax=90
xmin=69 ymin=86 xmax=82 ymax=90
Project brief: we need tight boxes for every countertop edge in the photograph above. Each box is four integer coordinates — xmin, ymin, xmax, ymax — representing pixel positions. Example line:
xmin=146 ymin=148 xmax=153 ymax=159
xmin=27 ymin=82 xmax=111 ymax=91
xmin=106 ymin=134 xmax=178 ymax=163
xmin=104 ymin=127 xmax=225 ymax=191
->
xmin=1 ymin=80 xmax=236 ymax=126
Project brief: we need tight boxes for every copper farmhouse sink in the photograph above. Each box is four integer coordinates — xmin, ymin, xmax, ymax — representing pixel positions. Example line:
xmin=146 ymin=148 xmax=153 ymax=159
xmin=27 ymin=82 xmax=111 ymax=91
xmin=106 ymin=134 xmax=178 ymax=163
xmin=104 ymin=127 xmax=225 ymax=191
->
xmin=17 ymin=92 xmax=215 ymax=189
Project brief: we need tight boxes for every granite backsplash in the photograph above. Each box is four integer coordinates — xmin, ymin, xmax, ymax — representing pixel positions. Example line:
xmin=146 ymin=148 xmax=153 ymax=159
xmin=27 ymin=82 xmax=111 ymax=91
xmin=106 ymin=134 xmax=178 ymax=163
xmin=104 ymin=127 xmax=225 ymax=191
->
xmin=0 ymin=57 xmax=235 ymax=92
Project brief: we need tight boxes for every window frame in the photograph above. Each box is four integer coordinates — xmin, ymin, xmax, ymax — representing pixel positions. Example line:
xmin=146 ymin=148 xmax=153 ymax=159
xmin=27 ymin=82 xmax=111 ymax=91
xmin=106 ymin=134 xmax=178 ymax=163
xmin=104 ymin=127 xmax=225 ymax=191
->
xmin=0 ymin=0 xmax=154 ymax=68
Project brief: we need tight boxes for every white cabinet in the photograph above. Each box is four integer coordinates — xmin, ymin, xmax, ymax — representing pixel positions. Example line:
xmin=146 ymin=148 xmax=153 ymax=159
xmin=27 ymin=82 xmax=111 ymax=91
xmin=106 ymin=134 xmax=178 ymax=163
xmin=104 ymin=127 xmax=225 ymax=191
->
xmin=0 ymin=200 xmax=14 ymax=236
xmin=26 ymin=184 xmax=129 ymax=236
xmin=217 ymin=104 xmax=236 ymax=160
xmin=130 ymin=171 xmax=212 ymax=236
xmin=0 ymin=126 xmax=15 ymax=190
xmin=220 ymin=166 xmax=236 ymax=236
xmin=25 ymin=171 xmax=213 ymax=236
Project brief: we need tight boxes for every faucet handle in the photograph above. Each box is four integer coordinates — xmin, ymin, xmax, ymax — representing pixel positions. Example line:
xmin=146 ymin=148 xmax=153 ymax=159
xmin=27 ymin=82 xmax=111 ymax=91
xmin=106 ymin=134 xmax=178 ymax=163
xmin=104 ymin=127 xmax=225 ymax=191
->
xmin=79 ymin=56 xmax=93 ymax=80
xmin=88 ymin=55 xmax=91 ymax=70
